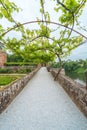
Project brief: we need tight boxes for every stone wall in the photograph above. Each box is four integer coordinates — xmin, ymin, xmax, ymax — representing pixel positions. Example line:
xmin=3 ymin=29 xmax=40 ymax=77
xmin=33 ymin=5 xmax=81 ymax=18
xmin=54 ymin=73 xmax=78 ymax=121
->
xmin=0 ymin=68 xmax=40 ymax=113
xmin=50 ymin=69 xmax=87 ymax=117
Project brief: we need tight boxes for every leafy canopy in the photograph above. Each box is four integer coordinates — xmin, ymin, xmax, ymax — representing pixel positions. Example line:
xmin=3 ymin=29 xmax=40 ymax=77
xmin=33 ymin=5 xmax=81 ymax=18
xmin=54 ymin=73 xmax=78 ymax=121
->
xmin=0 ymin=0 xmax=87 ymax=64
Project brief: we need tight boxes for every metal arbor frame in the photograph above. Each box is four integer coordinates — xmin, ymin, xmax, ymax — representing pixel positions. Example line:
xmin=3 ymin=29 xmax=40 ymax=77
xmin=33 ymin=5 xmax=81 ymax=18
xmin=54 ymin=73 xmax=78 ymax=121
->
xmin=1 ymin=20 xmax=87 ymax=40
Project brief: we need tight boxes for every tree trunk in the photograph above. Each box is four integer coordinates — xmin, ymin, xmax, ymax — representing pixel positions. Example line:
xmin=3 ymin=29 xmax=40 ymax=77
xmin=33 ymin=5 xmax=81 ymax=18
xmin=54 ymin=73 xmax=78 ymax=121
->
xmin=54 ymin=54 xmax=62 ymax=81
xmin=54 ymin=67 xmax=62 ymax=81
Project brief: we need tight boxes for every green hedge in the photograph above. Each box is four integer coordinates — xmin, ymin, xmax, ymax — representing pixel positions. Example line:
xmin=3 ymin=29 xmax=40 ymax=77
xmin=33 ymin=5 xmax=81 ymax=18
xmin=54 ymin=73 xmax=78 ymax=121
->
xmin=5 ymin=62 xmax=37 ymax=66
xmin=0 ymin=68 xmax=12 ymax=73
xmin=0 ymin=67 xmax=32 ymax=74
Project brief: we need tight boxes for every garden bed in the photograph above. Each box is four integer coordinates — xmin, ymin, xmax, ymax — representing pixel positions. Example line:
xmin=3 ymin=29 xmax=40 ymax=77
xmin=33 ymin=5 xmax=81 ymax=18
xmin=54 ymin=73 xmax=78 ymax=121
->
xmin=0 ymin=75 xmax=24 ymax=90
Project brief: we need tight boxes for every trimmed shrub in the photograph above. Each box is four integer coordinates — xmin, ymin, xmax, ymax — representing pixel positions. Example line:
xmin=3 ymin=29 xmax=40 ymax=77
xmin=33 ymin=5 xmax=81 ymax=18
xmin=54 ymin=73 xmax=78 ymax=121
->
xmin=5 ymin=62 xmax=37 ymax=66
xmin=0 ymin=67 xmax=32 ymax=74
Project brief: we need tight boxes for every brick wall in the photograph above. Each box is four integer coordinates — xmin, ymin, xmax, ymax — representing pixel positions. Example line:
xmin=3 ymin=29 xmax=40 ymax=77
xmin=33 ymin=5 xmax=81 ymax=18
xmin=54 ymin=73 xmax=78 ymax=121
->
xmin=0 ymin=51 xmax=7 ymax=67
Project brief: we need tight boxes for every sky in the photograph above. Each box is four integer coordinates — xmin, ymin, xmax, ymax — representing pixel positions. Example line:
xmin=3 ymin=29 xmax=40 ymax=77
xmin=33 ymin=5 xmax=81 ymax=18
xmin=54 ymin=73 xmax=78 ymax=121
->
xmin=1 ymin=0 xmax=87 ymax=60
xmin=0 ymin=0 xmax=57 ymax=39
xmin=1 ymin=0 xmax=87 ymax=38
xmin=1 ymin=0 xmax=57 ymax=29
xmin=65 ymin=42 xmax=87 ymax=60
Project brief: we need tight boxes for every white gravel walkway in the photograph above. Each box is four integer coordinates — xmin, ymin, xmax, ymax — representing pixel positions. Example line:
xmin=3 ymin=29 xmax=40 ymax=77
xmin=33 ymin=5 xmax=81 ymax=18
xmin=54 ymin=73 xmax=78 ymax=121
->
xmin=0 ymin=67 xmax=87 ymax=130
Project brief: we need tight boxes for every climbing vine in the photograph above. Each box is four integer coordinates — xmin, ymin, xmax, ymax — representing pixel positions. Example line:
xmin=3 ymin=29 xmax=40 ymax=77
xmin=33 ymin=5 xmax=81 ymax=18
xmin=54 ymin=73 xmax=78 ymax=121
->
xmin=0 ymin=0 xmax=87 ymax=78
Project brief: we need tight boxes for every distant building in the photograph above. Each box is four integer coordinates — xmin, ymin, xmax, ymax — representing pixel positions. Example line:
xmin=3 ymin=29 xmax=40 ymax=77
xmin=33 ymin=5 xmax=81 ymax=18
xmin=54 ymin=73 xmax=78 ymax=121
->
xmin=0 ymin=50 xmax=7 ymax=67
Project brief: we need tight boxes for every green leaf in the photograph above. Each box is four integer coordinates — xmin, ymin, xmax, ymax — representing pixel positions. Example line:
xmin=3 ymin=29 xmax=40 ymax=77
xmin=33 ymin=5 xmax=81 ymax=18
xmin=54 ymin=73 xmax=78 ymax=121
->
xmin=0 ymin=13 xmax=3 ymax=18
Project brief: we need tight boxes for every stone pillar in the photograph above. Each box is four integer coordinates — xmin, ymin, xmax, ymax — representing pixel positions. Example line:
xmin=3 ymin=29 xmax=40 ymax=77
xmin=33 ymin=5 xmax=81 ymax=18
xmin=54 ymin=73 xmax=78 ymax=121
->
xmin=37 ymin=64 xmax=42 ymax=68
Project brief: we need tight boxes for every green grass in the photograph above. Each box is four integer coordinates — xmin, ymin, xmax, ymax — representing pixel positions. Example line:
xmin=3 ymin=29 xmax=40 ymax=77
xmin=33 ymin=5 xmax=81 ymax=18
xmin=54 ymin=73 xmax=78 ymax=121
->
xmin=0 ymin=75 xmax=20 ymax=86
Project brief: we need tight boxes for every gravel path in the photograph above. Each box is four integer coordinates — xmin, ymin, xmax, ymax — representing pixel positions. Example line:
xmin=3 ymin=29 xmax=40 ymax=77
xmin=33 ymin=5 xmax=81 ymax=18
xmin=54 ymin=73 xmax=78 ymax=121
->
xmin=0 ymin=67 xmax=87 ymax=130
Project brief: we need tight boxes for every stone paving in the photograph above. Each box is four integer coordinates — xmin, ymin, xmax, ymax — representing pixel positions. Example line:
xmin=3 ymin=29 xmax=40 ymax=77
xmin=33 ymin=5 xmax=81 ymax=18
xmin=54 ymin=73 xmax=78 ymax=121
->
xmin=0 ymin=67 xmax=87 ymax=130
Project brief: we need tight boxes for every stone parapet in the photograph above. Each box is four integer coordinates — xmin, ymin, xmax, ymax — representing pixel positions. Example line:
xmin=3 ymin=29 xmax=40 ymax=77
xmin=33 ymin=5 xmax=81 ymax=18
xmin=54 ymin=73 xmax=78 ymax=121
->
xmin=0 ymin=68 xmax=40 ymax=113
xmin=50 ymin=69 xmax=87 ymax=117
